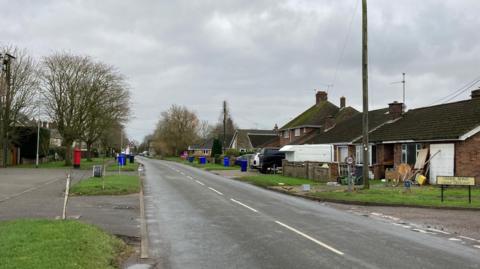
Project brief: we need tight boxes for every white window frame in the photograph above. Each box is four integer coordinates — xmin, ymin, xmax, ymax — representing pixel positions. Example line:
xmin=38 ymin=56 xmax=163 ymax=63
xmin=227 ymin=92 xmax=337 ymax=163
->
xmin=283 ymin=130 xmax=289 ymax=138
xmin=294 ymin=128 xmax=300 ymax=136
xmin=356 ymin=145 xmax=373 ymax=165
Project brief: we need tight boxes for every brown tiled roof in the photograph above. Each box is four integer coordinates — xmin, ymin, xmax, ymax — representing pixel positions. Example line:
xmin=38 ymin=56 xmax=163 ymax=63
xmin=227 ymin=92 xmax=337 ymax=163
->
xmin=280 ymin=101 xmax=340 ymax=129
xmin=291 ymin=108 xmax=390 ymax=144
xmin=367 ymin=98 xmax=480 ymax=142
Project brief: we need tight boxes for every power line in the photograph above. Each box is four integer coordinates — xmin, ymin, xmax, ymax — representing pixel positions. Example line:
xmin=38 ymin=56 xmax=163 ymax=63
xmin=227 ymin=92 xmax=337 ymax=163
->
xmin=331 ymin=0 xmax=360 ymax=89
xmin=428 ymin=75 xmax=480 ymax=106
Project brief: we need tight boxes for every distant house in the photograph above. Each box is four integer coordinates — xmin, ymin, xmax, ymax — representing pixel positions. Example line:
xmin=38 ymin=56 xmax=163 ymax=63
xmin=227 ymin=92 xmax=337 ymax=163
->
xmin=188 ymin=138 xmax=214 ymax=157
xmin=229 ymin=129 xmax=278 ymax=152
xmin=279 ymin=91 xmax=359 ymax=146
xmin=366 ymin=89 xmax=480 ymax=184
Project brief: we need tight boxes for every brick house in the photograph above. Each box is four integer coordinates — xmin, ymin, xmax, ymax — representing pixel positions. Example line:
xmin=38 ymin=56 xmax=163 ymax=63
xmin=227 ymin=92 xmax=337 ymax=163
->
xmin=366 ymin=89 xmax=480 ymax=184
xmin=279 ymin=90 xmax=359 ymax=146
xmin=229 ymin=129 xmax=278 ymax=152
xmin=289 ymin=105 xmax=395 ymax=178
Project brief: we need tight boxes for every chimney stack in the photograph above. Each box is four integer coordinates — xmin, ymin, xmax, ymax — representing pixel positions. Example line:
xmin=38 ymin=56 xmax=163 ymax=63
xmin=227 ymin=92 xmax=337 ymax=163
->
xmin=340 ymin=96 xmax=346 ymax=108
xmin=324 ymin=115 xmax=335 ymax=130
xmin=472 ymin=88 xmax=480 ymax=99
xmin=388 ymin=101 xmax=404 ymax=120
xmin=316 ymin=90 xmax=328 ymax=105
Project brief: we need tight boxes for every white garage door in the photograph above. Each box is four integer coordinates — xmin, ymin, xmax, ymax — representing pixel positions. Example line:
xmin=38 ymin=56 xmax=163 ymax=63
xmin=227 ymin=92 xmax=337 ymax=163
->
xmin=429 ymin=143 xmax=455 ymax=184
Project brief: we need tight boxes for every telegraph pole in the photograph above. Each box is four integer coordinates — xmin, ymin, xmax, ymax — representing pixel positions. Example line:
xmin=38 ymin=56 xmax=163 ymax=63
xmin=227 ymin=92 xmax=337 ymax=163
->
xmin=222 ymin=100 xmax=227 ymax=151
xmin=402 ymin=72 xmax=406 ymax=105
xmin=362 ymin=0 xmax=370 ymax=189
xmin=1 ymin=53 xmax=15 ymax=167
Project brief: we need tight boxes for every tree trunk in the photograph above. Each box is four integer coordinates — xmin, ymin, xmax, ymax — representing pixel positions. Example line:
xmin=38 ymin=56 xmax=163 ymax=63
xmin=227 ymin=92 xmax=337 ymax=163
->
xmin=64 ymin=141 xmax=72 ymax=166
xmin=86 ymin=143 xmax=93 ymax=162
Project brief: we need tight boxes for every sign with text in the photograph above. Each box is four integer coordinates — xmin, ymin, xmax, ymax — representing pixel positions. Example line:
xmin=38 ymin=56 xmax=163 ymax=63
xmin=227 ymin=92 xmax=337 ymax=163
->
xmin=437 ymin=176 xmax=475 ymax=186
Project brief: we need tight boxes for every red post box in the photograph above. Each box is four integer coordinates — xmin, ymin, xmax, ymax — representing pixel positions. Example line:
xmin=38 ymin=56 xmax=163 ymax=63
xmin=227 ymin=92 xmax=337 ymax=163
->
xmin=73 ymin=148 xmax=81 ymax=169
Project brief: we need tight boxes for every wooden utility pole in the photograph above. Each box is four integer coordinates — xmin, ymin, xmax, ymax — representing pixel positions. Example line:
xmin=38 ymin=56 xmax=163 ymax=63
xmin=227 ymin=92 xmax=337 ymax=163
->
xmin=362 ymin=0 xmax=370 ymax=189
xmin=222 ymin=101 xmax=227 ymax=151
xmin=1 ymin=54 xmax=14 ymax=168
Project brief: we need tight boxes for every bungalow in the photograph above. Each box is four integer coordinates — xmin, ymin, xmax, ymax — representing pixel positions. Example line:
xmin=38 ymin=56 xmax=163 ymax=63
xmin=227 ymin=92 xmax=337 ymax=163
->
xmin=229 ymin=128 xmax=278 ymax=152
xmin=365 ymin=89 xmax=480 ymax=185
xmin=289 ymin=104 xmax=395 ymax=178
xmin=279 ymin=90 xmax=359 ymax=146
xmin=187 ymin=138 xmax=214 ymax=157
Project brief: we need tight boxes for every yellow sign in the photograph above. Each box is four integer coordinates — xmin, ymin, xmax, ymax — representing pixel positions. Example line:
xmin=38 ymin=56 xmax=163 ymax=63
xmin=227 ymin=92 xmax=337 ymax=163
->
xmin=437 ymin=176 xmax=475 ymax=186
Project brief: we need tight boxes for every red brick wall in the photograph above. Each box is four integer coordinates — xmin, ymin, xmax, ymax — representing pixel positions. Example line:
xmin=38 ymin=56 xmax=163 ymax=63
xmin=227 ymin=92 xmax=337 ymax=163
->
xmin=455 ymin=132 xmax=480 ymax=185
xmin=279 ymin=128 xmax=316 ymax=146
xmin=393 ymin=144 xmax=402 ymax=168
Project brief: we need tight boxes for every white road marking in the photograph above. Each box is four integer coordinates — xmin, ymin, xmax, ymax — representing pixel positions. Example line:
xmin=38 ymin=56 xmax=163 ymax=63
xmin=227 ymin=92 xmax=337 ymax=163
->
xmin=195 ymin=180 xmax=205 ymax=186
xmin=426 ymin=228 xmax=450 ymax=235
xmin=274 ymin=221 xmax=344 ymax=256
xmin=208 ymin=187 xmax=224 ymax=196
xmin=412 ymin=229 xmax=435 ymax=235
xmin=230 ymin=199 xmax=258 ymax=213
xmin=187 ymin=176 xmax=193 ymax=180
xmin=473 ymin=245 xmax=480 ymax=249
xmin=459 ymin=236 xmax=480 ymax=242
xmin=449 ymin=238 xmax=462 ymax=241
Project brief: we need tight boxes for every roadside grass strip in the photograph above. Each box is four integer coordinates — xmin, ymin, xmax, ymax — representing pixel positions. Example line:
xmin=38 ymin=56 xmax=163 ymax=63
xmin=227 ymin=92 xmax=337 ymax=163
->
xmin=309 ymin=184 xmax=480 ymax=209
xmin=16 ymin=158 xmax=111 ymax=170
xmin=70 ymin=175 xmax=140 ymax=196
xmin=238 ymin=175 xmax=318 ymax=187
xmin=0 ymin=219 xmax=128 ymax=269
xmin=274 ymin=221 xmax=344 ymax=256
xmin=107 ymin=161 xmax=139 ymax=172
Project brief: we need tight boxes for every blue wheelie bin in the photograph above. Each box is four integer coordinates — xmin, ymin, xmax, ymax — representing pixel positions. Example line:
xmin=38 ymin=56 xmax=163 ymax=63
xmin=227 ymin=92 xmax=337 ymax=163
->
xmin=199 ymin=156 xmax=206 ymax=165
xmin=223 ymin=156 xmax=230 ymax=167
xmin=240 ymin=160 xmax=248 ymax=172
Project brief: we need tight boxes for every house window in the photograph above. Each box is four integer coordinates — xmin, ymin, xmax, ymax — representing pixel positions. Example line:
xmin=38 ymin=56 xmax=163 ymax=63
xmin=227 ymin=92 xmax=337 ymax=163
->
xmin=294 ymin=128 xmax=300 ymax=136
xmin=283 ymin=130 xmax=289 ymax=138
xmin=401 ymin=143 xmax=421 ymax=165
xmin=338 ymin=146 xmax=348 ymax=162
xmin=304 ymin=128 xmax=308 ymax=133
xmin=356 ymin=145 xmax=375 ymax=165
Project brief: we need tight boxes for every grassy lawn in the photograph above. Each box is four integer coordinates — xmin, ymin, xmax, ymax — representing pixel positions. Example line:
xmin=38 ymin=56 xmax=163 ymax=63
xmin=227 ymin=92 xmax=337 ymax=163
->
xmin=70 ymin=175 xmax=140 ymax=196
xmin=309 ymin=183 xmax=480 ymax=209
xmin=237 ymin=174 xmax=319 ymax=187
xmin=16 ymin=158 xmax=111 ymax=170
xmin=106 ymin=161 xmax=139 ymax=172
xmin=0 ymin=219 xmax=128 ymax=269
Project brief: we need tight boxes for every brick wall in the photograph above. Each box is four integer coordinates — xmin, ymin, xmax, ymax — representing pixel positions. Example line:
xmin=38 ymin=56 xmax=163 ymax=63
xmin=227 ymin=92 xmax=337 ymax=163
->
xmin=455 ymin=132 xmax=480 ymax=185
xmin=279 ymin=128 xmax=316 ymax=146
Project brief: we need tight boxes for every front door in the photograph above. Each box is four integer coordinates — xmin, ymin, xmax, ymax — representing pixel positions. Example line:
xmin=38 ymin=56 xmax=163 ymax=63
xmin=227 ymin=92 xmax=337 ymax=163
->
xmin=429 ymin=143 xmax=455 ymax=184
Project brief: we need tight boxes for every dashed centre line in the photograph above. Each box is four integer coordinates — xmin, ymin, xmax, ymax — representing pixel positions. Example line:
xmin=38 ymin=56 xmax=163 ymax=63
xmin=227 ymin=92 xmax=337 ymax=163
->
xmin=195 ymin=180 xmax=205 ymax=186
xmin=230 ymin=199 xmax=258 ymax=213
xmin=187 ymin=176 xmax=193 ymax=180
xmin=208 ymin=187 xmax=224 ymax=196
xmin=274 ymin=221 xmax=344 ymax=256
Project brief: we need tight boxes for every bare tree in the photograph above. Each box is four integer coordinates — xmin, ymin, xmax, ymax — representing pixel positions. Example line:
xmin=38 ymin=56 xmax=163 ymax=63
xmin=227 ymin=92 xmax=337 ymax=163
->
xmin=0 ymin=46 xmax=38 ymax=166
xmin=81 ymin=62 xmax=130 ymax=160
xmin=153 ymin=105 xmax=199 ymax=156
xmin=39 ymin=53 xmax=95 ymax=166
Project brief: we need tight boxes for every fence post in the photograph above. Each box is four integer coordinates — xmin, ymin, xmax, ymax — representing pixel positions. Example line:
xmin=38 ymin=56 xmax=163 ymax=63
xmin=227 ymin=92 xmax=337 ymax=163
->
xmin=62 ymin=173 xmax=71 ymax=220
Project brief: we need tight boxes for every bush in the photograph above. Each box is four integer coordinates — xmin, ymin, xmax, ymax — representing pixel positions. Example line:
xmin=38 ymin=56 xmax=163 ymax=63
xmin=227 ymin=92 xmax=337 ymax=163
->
xmin=224 ymin=148 xmax=240 ymax=157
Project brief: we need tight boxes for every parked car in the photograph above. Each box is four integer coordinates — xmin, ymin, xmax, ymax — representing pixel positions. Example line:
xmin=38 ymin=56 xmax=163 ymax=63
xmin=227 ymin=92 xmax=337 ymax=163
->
xmin=258 ymin=148 xmax=285 ymax=173
xmin=251 ymin=153 xmax=260 ymax=169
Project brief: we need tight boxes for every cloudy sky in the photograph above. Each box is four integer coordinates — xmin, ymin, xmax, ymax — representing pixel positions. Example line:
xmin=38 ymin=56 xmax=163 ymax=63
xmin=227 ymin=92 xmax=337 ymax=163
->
xmin=3 ymin=0 xmax=480 ymax=141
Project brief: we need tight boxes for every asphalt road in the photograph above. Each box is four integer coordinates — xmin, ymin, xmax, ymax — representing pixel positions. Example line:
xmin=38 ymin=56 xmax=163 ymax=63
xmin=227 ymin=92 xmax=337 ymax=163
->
xmin=140 ymin=158 xmax=480 ymax=269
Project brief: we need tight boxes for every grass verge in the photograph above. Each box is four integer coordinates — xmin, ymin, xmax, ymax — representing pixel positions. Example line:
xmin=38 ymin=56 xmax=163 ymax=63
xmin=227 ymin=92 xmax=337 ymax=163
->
xmin=237 ymin=174 xmax=318 ymax=187
xmin=106 ymin=161 xmax=139 ymax=172
xmin=308 ymin=184 xmax=480 ymax=209
xmin=0 ymin=219 xmax=129 ymax=269
xmin=236 ymin=174 xmax=480 ymax=209
xmin=70 ymin=175 xmax=140 ymax=196
xmin=16 ymin=158 xmax=110 ymax=170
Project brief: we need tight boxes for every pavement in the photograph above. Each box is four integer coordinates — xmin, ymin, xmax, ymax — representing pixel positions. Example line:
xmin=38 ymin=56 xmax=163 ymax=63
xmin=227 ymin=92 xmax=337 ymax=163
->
xmin=140 ymin=157 xmax=480 ymax=269
xmin=0 ymin=168 xmax=139 ymax=238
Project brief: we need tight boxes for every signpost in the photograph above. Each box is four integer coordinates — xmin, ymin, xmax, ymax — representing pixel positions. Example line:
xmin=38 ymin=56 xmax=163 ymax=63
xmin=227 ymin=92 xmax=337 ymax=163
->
xmin=437 ymin=176 xmax=475 ymax=203
xmin=345 ymin=156 xmax=355 ymax=192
